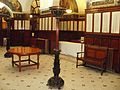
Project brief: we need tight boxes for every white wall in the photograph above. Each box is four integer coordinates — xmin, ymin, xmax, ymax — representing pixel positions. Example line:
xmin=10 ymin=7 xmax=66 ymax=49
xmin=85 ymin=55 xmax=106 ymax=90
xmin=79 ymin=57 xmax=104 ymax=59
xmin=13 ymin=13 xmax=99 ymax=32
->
xmin=76 ymin=0 xmax=86 ymax=15
xmin=53 ymin=0 xmax=60 ymax=6
xmin=40 ymin=0 xmax=61 ymax=11
xmin=59 ymin=41 xmax=84 ymax=57
xmin=18 ymin=0 xmax=33 ymax=13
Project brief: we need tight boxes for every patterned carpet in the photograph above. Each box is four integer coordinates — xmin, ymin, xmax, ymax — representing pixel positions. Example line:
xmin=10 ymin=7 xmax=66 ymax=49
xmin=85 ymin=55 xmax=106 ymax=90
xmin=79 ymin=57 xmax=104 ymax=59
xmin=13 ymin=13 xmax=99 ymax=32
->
xmin=0 ymin=46 xmax=120 ymax=90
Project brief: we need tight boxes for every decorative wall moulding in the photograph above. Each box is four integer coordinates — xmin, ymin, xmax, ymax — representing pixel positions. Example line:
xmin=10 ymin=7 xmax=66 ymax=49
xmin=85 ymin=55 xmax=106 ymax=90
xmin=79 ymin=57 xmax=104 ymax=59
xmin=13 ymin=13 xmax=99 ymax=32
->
xmin=87 ymin=0 xmax=120 ymax=9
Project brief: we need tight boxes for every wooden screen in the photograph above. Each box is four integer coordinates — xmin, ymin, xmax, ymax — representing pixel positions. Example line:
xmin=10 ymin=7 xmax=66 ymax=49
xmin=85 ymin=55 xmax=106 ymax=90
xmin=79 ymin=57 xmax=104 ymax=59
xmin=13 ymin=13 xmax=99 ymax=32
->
xmin=38 ymin=14 xmax=85 ymax=31
xmin=14 ymin=20 xmax=30 ymax=30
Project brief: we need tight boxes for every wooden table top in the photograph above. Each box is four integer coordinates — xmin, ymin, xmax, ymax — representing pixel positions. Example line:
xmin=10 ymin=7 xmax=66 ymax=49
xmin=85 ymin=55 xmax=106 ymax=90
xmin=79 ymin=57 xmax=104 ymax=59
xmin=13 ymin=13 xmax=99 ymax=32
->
xmin=8 ymin=47 xmax=41 ymax=56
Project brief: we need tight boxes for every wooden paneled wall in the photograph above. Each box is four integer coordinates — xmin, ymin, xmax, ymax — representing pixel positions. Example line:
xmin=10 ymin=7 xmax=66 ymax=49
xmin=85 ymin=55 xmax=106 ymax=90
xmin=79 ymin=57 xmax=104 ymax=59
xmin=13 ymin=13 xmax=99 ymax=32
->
xmin=85 ymin=6 xmax=120 ymax=73
xmin=37 ymin=14 xmax=85 ymax=31
xmin=0 ymin=13 xmax=85 ymax=53
xmin=13 ymin=20 xmax=30 ymax=30
xmin=33 ymin=30 xmax=84 ymax=53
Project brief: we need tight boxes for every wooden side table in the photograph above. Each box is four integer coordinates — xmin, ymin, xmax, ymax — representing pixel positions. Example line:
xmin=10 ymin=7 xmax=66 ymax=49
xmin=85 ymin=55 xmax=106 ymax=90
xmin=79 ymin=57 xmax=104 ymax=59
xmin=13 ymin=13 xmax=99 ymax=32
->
xmin=8 ymin=47 xmax=41 ymax=72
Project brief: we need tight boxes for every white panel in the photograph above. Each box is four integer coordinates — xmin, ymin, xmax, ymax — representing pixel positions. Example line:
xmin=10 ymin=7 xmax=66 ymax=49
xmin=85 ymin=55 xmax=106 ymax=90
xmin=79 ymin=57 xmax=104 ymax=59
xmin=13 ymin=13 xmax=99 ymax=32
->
xmin=25 ymin=20 xmax=30 ymax=30
xmin=18 ymin=20 xmax=21 ymax=30
xmin=45 ymin=17 xmax=48 ymax=30
xmin=71 ymin=21 xmax=74 ymax=31
xmin=102 ymin=12 xmax=110 ymax=33
xmin=94 ymin=13 xmax=101 ymax=32
xmin=59 ymin=41 xmax=84 ymax=57
xmin=48 ymin=17 xmax=52 ymax=30
xmin=60 ymin=21 xmax=64 ymax=31
xmin=78 ymin=21 xmax=82 ymax=31
xmin=39 ymin=18 xmax=41 ymax=30
xmin=83 ymin=21 xmax=85 ymax=31
xmin=44 ymin=18 xmax=46 ymax=30
xmin=42 ymin=18 xmax=45 ymax=30
xmin=63 ymin=21 xmax=67 ymax=31
xmin=53 ymin=17 xmax=56 ymax=30
xmin=68 ymin=21 xmax=71 ymax=31
xmin=74 ymin=21 xmax=77 ymax=31
xmin=111 ymin=11 xmax=120 ymax=34
xmin=14 ymin=20 xmax=17 ymax=30
xmin=23 ymin=21 xmax=25 ymax=29
xmin=86 ymin=14 xmax=93 ymax=32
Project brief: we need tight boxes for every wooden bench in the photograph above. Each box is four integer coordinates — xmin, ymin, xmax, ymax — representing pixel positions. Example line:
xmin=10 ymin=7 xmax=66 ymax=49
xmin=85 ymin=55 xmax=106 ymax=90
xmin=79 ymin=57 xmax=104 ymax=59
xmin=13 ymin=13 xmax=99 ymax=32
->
xmin=76 ymin=45 xmax=108 ymax=75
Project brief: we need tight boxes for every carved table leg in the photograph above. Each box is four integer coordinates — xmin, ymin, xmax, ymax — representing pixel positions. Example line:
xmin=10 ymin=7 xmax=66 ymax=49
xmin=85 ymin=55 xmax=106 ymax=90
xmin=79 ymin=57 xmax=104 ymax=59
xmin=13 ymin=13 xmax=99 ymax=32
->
xmin=19 ymin=56 xmax=21 ymax=72
xmin=37 ymin=54 xmax=39 ymax=69
xmin=28 ymin=55 xmax=30 ymax=64
xmin=12 ymin=55 xmax=14 ymax=67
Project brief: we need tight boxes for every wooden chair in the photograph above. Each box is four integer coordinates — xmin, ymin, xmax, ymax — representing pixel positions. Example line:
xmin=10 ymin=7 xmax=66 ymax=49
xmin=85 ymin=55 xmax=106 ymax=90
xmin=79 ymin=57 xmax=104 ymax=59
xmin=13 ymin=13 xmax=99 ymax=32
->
xmin=76 ymin=45 xmax=108 ymax=75
xmin=76 ymin=51 xmax=85 ymax=68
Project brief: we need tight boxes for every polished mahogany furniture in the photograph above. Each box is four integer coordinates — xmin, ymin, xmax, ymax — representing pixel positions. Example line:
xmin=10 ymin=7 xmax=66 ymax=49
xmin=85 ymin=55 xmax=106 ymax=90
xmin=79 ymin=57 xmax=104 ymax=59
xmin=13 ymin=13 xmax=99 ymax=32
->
xmin=8 ymin=47 xmax=41 ymax=72
xmin=76 ymin=45 xmax=108 ymax=75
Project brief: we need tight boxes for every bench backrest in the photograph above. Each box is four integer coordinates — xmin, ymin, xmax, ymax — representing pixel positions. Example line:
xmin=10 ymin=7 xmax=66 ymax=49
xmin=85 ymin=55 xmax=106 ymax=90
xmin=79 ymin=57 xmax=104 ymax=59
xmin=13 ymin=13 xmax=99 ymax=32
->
xmin=84 ymin=45 xmax=108 ymax=66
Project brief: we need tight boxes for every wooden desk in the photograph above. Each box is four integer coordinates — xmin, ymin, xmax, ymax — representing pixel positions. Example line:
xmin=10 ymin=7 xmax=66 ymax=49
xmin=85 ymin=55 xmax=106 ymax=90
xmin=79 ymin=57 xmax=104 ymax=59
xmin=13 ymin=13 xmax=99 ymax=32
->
xmin=8 ymin=47 xmax=41 ymax=72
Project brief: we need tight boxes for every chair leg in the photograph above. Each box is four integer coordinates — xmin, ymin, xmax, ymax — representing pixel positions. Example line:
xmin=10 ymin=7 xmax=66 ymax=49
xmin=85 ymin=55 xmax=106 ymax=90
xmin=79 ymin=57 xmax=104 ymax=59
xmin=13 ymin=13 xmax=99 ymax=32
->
xmin=82 ymin=62 xmax=86 ymax=66
xmin=76 ymin=59 xmax=78 ymax=68
xmin=101 ymin=70 xmax=104 ymax=76
xmin=76 ymin=59 xmax=86 ymax=68
xmin=101 ymin=63 xmax=107 ymax=76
